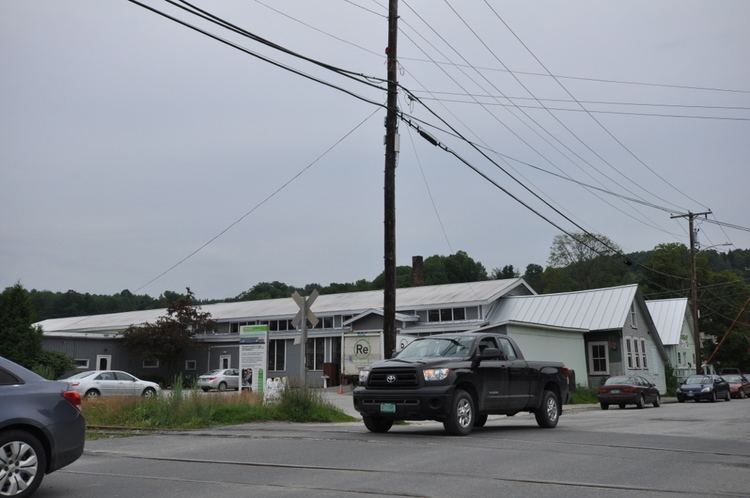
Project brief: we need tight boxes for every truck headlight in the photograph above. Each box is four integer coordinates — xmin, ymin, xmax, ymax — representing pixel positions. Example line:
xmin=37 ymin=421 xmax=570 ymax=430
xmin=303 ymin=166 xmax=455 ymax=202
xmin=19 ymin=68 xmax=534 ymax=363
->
xmin=423 ymin=368 xmax=449 ymax=382
xmin=358 ymin=369 xmax=370 ymax=384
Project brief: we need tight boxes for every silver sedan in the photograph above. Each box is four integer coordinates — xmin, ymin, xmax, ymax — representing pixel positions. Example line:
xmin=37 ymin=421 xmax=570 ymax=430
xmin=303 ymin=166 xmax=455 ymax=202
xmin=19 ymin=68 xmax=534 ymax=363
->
xmin=197 ymin=369 xmax=239 ymax=392
xmin=64 ymin=370 xmax=161 ymax=399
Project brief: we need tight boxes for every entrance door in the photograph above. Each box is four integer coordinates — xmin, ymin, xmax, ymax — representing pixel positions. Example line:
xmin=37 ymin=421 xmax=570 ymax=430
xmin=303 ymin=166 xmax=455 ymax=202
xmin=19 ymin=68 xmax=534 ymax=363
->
xmin=96 ymin=355 xmax=111 ymax=370
xmin=219 ymin=355 xmax=231 ymax=369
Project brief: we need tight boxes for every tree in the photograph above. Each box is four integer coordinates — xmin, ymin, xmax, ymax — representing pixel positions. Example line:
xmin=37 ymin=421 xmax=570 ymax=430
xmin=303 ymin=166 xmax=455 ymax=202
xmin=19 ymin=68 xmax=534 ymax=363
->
xmin=423 ymin=251 xmax=488 ymax=285
xmin=548 ymin=233 xmax=623 ymax=290
xmin=522 ymin=264 xmax=544 ymax=291
xmin=491 ymin=265 xmax=518 ymax=280
xmin=0 ymin=283 xmax=43 ymax=368
xmin=235 ymin=281 xmax=296 ymax=301
xmin=123 ymin=288 xmax=215 ymax=375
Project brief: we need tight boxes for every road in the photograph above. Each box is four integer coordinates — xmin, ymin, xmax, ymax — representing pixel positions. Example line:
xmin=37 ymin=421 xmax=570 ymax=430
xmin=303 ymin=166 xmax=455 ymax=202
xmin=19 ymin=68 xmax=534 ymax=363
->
xmin=40 ymin=399 xmax=750 ymax=498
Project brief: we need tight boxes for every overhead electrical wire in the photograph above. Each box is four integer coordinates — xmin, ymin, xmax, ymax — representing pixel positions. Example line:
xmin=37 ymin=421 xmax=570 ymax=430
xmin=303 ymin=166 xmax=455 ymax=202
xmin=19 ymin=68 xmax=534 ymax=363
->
xmin=397 ymin=3 xmax=685 ymax=239
xmin=135 ymin=108 xmax=381 ymax=292
xmin=443 ymin=0 xmax=691 ymax=215
xmin=481 ymin=0 xmax=710 ymax=212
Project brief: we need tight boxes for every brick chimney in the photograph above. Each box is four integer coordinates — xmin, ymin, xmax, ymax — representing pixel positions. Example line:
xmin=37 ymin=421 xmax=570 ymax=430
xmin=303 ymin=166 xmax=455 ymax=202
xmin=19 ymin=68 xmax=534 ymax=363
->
xmin=411 ymin=255 xmax=424 ymax=286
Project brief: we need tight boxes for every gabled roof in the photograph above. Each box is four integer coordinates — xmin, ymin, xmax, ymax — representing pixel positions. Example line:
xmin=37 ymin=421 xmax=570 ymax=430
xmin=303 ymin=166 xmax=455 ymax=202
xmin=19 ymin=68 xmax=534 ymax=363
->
xmin=490 ymin=284 xmax=639 ymax=331
xmin=342 ymin=309 xmax=419 ymax=326
xmin=646 ymin=298 xmax=690 ymax=346
xmin=37 ymin=278 xmax=532 ymax=333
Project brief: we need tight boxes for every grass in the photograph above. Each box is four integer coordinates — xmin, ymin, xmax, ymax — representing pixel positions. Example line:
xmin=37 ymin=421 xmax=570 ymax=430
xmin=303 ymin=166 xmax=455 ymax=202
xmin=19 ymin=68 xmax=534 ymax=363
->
xmin=568 ymin=386 xmax=599 ymax=404
xmin=83 ymin=385 xmax=354 ymax=430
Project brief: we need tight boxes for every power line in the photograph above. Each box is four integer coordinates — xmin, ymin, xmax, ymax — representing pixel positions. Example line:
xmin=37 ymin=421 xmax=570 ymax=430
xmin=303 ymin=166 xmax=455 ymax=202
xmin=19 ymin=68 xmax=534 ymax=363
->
xmin=135 ymin=108 xmax=381 ymax=292
xmin=401 ymin=95 xmax=453 ymax=253
xmin=398 ymin=2 xmax=684 ymax=238
xmin=412 ymin=97 xmax=750 ymax=122
xmin=482 ymin=1 xmax=709 ymax=211
xmin=702 ymin=218 xmax=750 ymax=233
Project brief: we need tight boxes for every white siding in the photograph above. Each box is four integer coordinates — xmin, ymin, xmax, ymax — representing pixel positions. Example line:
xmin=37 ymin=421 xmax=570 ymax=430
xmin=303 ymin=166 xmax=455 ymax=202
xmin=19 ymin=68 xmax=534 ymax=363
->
xmin=506 ymin=324 xmax=587 ymax=387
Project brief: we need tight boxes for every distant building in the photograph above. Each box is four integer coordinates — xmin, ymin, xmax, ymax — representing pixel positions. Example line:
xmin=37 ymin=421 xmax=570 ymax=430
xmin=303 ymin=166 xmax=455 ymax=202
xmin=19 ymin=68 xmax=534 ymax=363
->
xmin=646 ymin=298 xmax=697 ymax=382
xmin=37 ymin=279 xmax=534 ymax=386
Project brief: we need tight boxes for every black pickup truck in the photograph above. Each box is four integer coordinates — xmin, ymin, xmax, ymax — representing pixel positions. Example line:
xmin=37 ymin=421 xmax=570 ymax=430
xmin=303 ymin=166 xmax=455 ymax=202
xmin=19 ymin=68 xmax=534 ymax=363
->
xmin=353 ymin=331 xmax=571 ymax=435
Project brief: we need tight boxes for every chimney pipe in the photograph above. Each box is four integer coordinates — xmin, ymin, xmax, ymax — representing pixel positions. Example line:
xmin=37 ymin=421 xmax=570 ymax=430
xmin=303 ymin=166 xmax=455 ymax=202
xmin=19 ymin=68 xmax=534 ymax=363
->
xmin=411 ymin=256 xmax=424 ymax=286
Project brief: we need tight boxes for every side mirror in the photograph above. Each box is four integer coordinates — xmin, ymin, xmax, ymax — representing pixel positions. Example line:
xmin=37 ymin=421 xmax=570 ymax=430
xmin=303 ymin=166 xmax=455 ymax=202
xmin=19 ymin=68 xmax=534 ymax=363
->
xmin=479 ymin=347 xmax=505 ymax=361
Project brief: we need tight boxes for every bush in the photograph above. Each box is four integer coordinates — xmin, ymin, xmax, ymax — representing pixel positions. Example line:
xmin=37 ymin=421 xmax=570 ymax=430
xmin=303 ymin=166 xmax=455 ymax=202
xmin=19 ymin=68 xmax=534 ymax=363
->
xmin=665 ymin=362 xmax=678 ymax=396
xmin=569 ymin=386 xmax=599 ymax=404
xmin=33 ymin=350 xmax=75 ymax=379
xmin=83 ymin=384 xmax=353 ymax=429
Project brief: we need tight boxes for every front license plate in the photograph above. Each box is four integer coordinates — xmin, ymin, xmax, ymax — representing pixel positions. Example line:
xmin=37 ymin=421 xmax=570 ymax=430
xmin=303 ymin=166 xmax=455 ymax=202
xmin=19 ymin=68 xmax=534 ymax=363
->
xmin=610 ymin=389 xmax=620 ymax=394
xmin=380 ymin=403 xmax=396 ymax=414
xmin=686 ymin=393 xmax=694 ymax=396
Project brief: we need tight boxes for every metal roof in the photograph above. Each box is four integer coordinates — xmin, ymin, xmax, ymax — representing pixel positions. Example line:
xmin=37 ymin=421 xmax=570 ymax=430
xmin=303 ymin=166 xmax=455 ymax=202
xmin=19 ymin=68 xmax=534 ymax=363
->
xmin=490 ymin=284 xmax=639 ymax=331
xmin=36 ymin=278 xmax=531 ymax=333
xmin=646 ymin=298 xmax=689 ymax=346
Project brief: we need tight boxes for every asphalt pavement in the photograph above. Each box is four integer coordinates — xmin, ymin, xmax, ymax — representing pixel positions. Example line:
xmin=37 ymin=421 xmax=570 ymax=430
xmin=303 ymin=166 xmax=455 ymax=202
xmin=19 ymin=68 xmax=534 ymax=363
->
xmin=39 ymin=395 xmax=750 ymax=498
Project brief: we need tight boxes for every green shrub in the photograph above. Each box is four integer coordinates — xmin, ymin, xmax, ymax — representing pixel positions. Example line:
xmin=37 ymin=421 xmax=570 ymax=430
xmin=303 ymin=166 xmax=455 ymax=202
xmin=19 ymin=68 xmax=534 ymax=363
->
xmin=32 ymin=364 xmax=56 ymax=380
xmin=569 ymin=386 xmax=599 ymax=404
xmin=665 ymin=362 xmax=678 ymax=396
xmin=33 ymin=350 xmax=75 ymax=379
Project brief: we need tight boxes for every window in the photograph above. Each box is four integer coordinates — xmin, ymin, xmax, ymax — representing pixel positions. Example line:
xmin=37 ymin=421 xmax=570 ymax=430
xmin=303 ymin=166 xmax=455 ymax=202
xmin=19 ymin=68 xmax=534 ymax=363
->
xmin=230 ymin=322 xmax=239 ymax=333
xmin=633 ymin=340 xmax=641 ymax=369
xmin=640 ymin=338 xmax=648 ymax=369
xmin=269 ymin=340 xmax=286 ymax=371
xmin=115 ymin=372 xmax=136 ymax=381
xmin=497 ymin=337 xmax=518 ymax=360
xmin=440 ymin=309 xmax=452 ymax=321
xmin=625 ymin=337 xmax=633 ymax=369
xmin=74 ymin=359 xmax=89 ymax=369
xmin=306 ymin=337 xmax=325 ymax=370
xmin=95 ymin=372 xmax=116 ymax=381
xmin=453 ymin=308 xmax=466 ymax=321
xmin=185 ymin=360 xmax=197 ymax=371
xmin=0 ymin=368 xmax=21 ymax=386
xmin=428 ymin=310 xmax=440 ymax=322
xmin=323 ymin=317 xmax=333 ymax=329
xmin=143 ymin=358 xmax=159 ymax=369
xmin=630 ymin=304 xmax=637 ymax=328
xmin=588 ymin=341 xmax=609 ymax=374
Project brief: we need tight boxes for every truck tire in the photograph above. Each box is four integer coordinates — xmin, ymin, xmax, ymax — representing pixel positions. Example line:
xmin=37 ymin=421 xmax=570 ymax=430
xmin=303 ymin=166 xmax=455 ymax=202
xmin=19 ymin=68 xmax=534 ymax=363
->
xmin=474 ymin=413 xmax=488 ymax=428
xmin=443 ymin=389 xmax=475 ymax=436
xmin=363 ymin=416 xmax=393 ymax=433
xmin=535 ymin=390 xmax=560 ymax=428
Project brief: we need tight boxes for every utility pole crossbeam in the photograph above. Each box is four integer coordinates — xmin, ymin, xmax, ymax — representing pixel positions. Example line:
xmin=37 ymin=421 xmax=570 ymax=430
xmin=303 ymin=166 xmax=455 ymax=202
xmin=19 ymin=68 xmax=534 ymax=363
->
xmin=671 ymin=210 xmax=712 ymax=373
xmin=383 ymin=0 xmax=399 ymax=360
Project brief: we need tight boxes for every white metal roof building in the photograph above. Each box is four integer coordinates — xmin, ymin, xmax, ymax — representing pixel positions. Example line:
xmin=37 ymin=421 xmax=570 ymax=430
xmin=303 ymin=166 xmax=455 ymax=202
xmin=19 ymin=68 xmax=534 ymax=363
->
xmin=646 ymin=298 xmax=696 ymax=379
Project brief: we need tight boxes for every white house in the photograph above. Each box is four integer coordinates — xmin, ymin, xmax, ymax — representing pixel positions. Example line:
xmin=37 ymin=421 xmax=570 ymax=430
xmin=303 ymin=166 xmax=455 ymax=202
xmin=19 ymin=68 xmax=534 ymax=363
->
xmin=646 ymin=298 xmax=697 ymax=382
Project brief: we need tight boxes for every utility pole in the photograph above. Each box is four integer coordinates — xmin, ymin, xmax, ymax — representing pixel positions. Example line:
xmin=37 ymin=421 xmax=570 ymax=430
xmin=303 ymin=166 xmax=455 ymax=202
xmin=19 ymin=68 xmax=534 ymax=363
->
xmin=671 ymin=210 xmax=712 ymax=373
xmin=383 ymin=0 xmax=399 ymax=359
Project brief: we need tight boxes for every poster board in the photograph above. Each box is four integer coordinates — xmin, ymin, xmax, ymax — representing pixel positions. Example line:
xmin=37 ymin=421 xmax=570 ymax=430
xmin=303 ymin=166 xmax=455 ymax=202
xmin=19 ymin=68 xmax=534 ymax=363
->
xmin=343 ymin=331 xmax=382 ymax=376
xmin=239 ymin=324 xmax=268 ymax=396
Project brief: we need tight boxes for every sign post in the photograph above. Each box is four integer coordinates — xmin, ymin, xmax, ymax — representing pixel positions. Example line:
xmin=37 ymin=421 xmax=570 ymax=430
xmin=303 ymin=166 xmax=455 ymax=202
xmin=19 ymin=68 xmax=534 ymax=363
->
xmin=291 ymin=290 xmax=319 ymax=389
xmin=239 ymin=324 xmax=268 ymax=398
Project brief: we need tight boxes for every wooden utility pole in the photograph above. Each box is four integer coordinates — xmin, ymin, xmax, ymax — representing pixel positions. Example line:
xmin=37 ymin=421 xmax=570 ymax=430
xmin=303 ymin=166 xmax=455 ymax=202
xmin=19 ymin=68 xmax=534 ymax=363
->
xmin=383 ymin=0 xmax=399 ymax=359
xmin=671 ymin=210 xmax=712 ymax=373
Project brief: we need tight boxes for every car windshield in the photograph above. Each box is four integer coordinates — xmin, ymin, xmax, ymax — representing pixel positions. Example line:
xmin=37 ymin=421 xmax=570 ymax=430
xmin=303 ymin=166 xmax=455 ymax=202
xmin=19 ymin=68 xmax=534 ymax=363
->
xmin=685 ymin=375 xmax=711 ymax=385
xmin=397 ymin=336 xmax=475 ymax=359
xmin=604 ymin=376 xmax=633 ymax=385
xmin=722 ymin=375 xmax=743 ymax=383
xmin=64 ymin=371 xmax=97 ymax=380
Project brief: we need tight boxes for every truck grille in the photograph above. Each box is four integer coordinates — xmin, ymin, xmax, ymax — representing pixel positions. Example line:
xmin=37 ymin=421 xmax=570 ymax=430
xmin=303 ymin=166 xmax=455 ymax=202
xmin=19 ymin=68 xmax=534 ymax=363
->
xmin=368 ymin=368 xmax=419 ymax=388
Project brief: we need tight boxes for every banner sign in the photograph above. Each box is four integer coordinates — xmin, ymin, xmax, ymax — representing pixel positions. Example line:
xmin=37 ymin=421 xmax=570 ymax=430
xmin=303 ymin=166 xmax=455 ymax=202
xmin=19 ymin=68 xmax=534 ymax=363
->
xmin=239 ymin=324 xmax=268 ymax=396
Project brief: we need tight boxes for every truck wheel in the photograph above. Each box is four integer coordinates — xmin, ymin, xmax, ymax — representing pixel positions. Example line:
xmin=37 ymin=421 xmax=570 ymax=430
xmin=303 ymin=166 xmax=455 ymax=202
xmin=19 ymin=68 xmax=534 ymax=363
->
xmin=474 ymin=414 xmax=488 ymax=428
xmin=443 ymin=389 xmax=474 ymax=436
xmin=363 ymin=416 xmax=393 ymax=433
xmin=535 ymin=390 xmax=560 ymax=428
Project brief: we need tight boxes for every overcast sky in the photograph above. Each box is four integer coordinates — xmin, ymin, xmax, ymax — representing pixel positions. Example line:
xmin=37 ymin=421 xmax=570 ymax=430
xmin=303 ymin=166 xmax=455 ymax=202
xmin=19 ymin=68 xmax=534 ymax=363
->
xmin=2 ymin=0 xmax=749 ymax=300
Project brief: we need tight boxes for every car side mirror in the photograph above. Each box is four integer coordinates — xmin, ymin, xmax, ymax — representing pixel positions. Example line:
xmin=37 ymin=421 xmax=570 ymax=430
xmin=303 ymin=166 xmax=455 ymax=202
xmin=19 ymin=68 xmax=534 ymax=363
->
xmin=480 ymin=347 xmax=505 ymax=361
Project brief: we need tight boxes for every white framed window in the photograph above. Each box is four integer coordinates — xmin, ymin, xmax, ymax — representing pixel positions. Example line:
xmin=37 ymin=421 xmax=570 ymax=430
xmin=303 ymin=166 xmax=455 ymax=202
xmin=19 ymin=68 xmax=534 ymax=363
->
xmin=143 ymin=358 xmax=159 ymax=369
xmin=269 ymin=339 xmax=286 ymax=371
xmin=625 ymin=337 xmax=633 ymax=369
xmin=74 ymin=359 xmax=89 ymax=369
xmin=640 ymin=338 xmax=648 ymax=369
xmin=630 ymin=303 xmax=637 ymax=328
xmin=633 ymin=339 xmax=641 ymax=369
xmin=185 ymin=360 xmax=197 ymax=371
xmin=305 ymin=337 xmax=325 ymax=371
xmin=588 ymin=341 xmax=609 ymax=375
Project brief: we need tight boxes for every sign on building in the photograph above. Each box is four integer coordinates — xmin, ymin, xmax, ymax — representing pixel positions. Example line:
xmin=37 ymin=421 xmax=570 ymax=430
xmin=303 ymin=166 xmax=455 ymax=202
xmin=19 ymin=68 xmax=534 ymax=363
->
xmin=239 ymin=324 xmax=268 ymax=396
xmin=343 ymin=332 xmax=382 ymax=377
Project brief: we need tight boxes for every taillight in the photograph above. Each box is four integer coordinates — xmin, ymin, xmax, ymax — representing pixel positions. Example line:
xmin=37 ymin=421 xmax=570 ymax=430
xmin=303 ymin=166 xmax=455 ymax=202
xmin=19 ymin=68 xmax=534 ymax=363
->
xmin=208 ymin=376 xmax=216 ymax=381
xmin=560 ymin=367 xmax=571 ymax=377
xmin=598 ymin=387 xmax=609 ymax=394
xmin=63 ymin=390 xmax=81 ymax=409
xmin=70 ymin=382 xmax=80 ymax=387
xmin=622 ymin=386 xmax=637 ymax=393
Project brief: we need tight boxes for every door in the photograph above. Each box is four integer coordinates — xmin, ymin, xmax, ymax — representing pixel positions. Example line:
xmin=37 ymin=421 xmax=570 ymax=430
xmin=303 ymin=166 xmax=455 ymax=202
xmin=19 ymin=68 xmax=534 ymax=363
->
xmin=96 ymin=355 xmax=111 ymax=370
xmin=498 ymin=337 xmax=532 ymax=411
xmin=219 ymin=355 xmax=231 ymax=369
xmin=115 ymin=371 xmax=139 ymax=395
xmin=93 ymin=371 xmax=119 ymax=396
xmin=475 ymin=336 xmax=509 ymax=412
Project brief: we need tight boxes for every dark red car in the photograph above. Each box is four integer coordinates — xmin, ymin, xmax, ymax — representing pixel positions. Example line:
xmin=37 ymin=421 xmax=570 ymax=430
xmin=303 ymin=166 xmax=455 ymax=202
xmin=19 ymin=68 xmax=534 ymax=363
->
xmin=722 ymin=374 xmax=750 ymax=399
xmin=597 ymin=375 xmax=661 ymax=410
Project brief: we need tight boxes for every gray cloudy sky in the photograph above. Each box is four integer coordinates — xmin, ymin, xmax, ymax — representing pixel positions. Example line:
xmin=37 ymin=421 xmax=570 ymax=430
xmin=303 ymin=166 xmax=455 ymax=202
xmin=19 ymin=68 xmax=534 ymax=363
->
xmin=2 ymin=0 xmax=749 ymax=300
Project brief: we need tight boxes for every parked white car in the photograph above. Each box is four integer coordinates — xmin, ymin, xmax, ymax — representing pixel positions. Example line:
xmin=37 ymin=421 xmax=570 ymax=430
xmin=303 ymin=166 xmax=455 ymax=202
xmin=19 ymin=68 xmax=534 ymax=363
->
xmin=197 ymin=369 xmax=240 ymax=391
xmin=64 ymin=370 xmax=160 ymax=399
